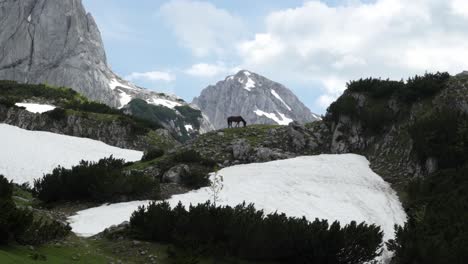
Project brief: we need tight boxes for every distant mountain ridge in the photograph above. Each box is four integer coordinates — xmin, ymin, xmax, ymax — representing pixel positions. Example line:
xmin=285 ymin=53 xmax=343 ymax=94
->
xmin=0 ymin=0 xmax=212 ymax=137
xmin=193 ymin=70 xmax=320 ymax=129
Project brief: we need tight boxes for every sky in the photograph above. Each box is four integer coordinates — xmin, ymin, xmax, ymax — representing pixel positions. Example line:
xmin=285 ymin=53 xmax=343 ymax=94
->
xmin=83 ymin=0 xmax=468 ymax=115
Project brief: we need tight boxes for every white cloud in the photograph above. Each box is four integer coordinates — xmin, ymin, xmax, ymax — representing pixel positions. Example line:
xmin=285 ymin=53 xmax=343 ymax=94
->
xmin=125 ymin=71 xmax=176 ymax=82
xmin=185 ymin=63 xmax=228 ymax=77
xmin=159 ymin=0 xmax=246 ymax=57
xmin=237 ymin=0 xmax=468 ymax=110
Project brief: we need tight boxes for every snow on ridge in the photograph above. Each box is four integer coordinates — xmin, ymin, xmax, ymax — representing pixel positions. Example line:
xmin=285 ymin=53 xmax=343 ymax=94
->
xmin=15 ymin=103 xmax=56 ymax=114
xmin=148 ymin=97 xmax=182 ymax=109
xmin=185 ymin=124 xmax=193 ymax=131
xmin=0 ymin=124 xmax=143 ymax=184
xmin=244 ymin=77 xmax=256 ymax=91
xmin=109 ymin=78 xmax=135 ymax=91
xmin=270 ymin=89 xmax=292 ymax=111
xmin=254 ymin=109 xmax=293 ymax=125
xmin=67 ymin=154 xmax=406 ymax=246
xmin=118 ymin=90 xmax=133 ymax=108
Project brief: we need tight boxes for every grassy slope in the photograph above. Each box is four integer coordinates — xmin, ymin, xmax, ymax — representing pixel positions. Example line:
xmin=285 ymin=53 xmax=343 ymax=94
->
xmin=0 ymin=235 xmax=272 ymax=264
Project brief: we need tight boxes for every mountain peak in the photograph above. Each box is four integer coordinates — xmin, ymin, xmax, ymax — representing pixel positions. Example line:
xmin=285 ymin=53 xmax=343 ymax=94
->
xmin=193 ymin=72 xmax=320 ymax=129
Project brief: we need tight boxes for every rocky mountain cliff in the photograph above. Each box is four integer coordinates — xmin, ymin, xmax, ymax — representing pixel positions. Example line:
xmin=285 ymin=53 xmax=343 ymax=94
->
xmin=0 ymin=0 xmax=212 ymax=137
xmin=193 ymin=70 xmax=320 ymax=129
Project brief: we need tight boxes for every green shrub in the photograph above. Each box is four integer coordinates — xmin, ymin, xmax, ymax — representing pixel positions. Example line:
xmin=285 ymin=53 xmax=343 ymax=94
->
xmin=326 ymin=95 xmax=359 ymax=123
xmin=398 ymin=72 xmax=450 ymax=102
xmin=142 ymin=148 xmax=165 ymax=161
xmin=17 ymin=218 xmax=71 ymax=245
xmin=347 ymin=78 xmax=404 ymax=98
xmin=410 ymin=108 xmax=467 ymax=169
xmin=175 ymin=105 xmax=202 ymax=130
xmin=46 ymin=108 xmax=67 ymax=120
xmin=388 ymin=165 xmax=468 ymax=264
xmin=130 ymin=201 xmax=383 ymax=263
xmin=33 ymin=157 xmax=159 ymax=203
xmin=0 ymin=175 xmax=70 ymax=245
xmin=174 ymin=150 xmax=203 ymax=163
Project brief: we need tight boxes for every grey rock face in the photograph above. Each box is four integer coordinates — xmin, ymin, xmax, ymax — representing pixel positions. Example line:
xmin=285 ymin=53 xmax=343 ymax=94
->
xmin=0 ymin=0 xmax=120 ymax=106
xmin=193 ymin=70 xmax=320 ymax=129
xmin=0 ymin=0 xmax=213 ymax=136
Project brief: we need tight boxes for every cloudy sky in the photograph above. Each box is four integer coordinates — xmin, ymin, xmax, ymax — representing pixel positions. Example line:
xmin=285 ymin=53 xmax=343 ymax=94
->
xmin=83 ymin=0 xmax=468 ymax=114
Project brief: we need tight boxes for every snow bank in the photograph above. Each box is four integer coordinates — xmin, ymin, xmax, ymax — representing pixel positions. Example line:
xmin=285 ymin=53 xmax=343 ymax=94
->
xmin=254 ymin=109 xmax=293 ymax=125
xmin=68 ymin=200 xmax=151 ymax=237
xmin=167 ymin=154 xmax=405 ymax=240
xmin=15 ymin=103 xmax=56 ymax=114
xmin=0 ymin=124 xmax=143 ymax=184
xmin=68 ymin=154 xmax=405 ymax=243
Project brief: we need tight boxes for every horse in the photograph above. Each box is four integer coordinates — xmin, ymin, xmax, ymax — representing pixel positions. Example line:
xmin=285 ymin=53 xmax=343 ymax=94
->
xmin=227 ymin=116 xmax=247 ymax=128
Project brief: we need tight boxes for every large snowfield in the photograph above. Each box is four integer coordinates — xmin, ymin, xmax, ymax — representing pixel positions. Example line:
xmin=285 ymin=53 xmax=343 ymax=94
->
xmin=0 ymin=124 xmax=143 ymax=184
xmin=68 ymin=154 xmax=406 ymax=243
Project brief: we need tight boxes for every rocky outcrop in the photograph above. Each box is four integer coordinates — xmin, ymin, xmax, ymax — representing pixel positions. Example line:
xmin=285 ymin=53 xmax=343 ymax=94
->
xmin=0 ymin=104 xmax=177 ymax=150
xmin=193 ymin=70 xmax=320 ymax=129
xmin=183 ymin=122 xmax=331 ymax=167
xmin=0 ymin=0 xmax=213 ymax=137
xmin=0 ymin=0 xmax=119 ymax=105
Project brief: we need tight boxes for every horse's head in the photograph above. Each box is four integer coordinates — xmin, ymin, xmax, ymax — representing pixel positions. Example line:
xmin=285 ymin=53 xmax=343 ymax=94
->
xmin=242 ymin=119 xmax=247 ymax=127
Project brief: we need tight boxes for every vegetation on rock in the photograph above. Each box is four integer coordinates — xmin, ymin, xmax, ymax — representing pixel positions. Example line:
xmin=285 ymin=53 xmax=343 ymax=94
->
xmin=130 ymin=201 xmax=383 ymax=264
xmin=33 ymin=157 xmax=159 ymax=203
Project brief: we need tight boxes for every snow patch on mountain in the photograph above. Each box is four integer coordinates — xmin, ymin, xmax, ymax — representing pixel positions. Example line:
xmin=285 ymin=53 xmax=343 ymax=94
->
xmin=270 ymin=89 xmax=292 ymax=111
xmin=118 ymin=91 xmax=132 ymax=108
xmin=254 ymin=109 xmax=293 ymax=125
xmin=185 ymin=125 xmax=193 ymax=131
xmin=149 ymin=97 xmax=182 ymax=109
xmin=0 ymin=124 xmax=143 ymax=184
xmin=109 ymin=78 xmax=135 ymax=91
xmin=14 ymin=103 xmax=56 ymax=114
xmin=68 ymin=154 xmax=406 ymax=244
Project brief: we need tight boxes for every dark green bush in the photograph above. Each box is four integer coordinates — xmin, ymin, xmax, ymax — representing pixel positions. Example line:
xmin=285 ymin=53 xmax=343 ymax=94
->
xmin=388 ymin=165 xmax=468 ymax=264
xmin=46 ymin=108 xmax=67 ymax=120
xmin=33 ymin=157 xmax=159 ymax=203
xmin=347 ymin=78 xmax=405 ymax=98
xmin=130 ymin=201 xmax=383 ymax=264
xmin=175 ymin=105 xmax=202 ymax=130
xmin=410 ymin=108 xmax=467 ymax=169
xmin=174 ymin=149 xmax=203 ymax=163
xmin=17 ymin=218 xmax=71 ymax=245
xmin=142 ymin=148 xmax=165 ymax=161
xmin=1 ymin=175 xmax=68 ymax=245
xmin=326 ymin=95 xmax=359 ymax=123
xmin=398 ymin=72 xmax=450 ymax=102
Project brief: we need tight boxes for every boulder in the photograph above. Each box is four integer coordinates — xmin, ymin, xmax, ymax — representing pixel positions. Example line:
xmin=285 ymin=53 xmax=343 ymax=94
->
xmin=162 ymin=164 xmax=190 ymax=184
xmin=231 ymin=139 xmax=251 ymax=160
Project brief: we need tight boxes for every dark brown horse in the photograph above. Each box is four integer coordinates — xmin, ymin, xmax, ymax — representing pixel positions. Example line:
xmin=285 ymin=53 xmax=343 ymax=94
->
xmin=227 ymin=116 xmax=247 ymax=128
